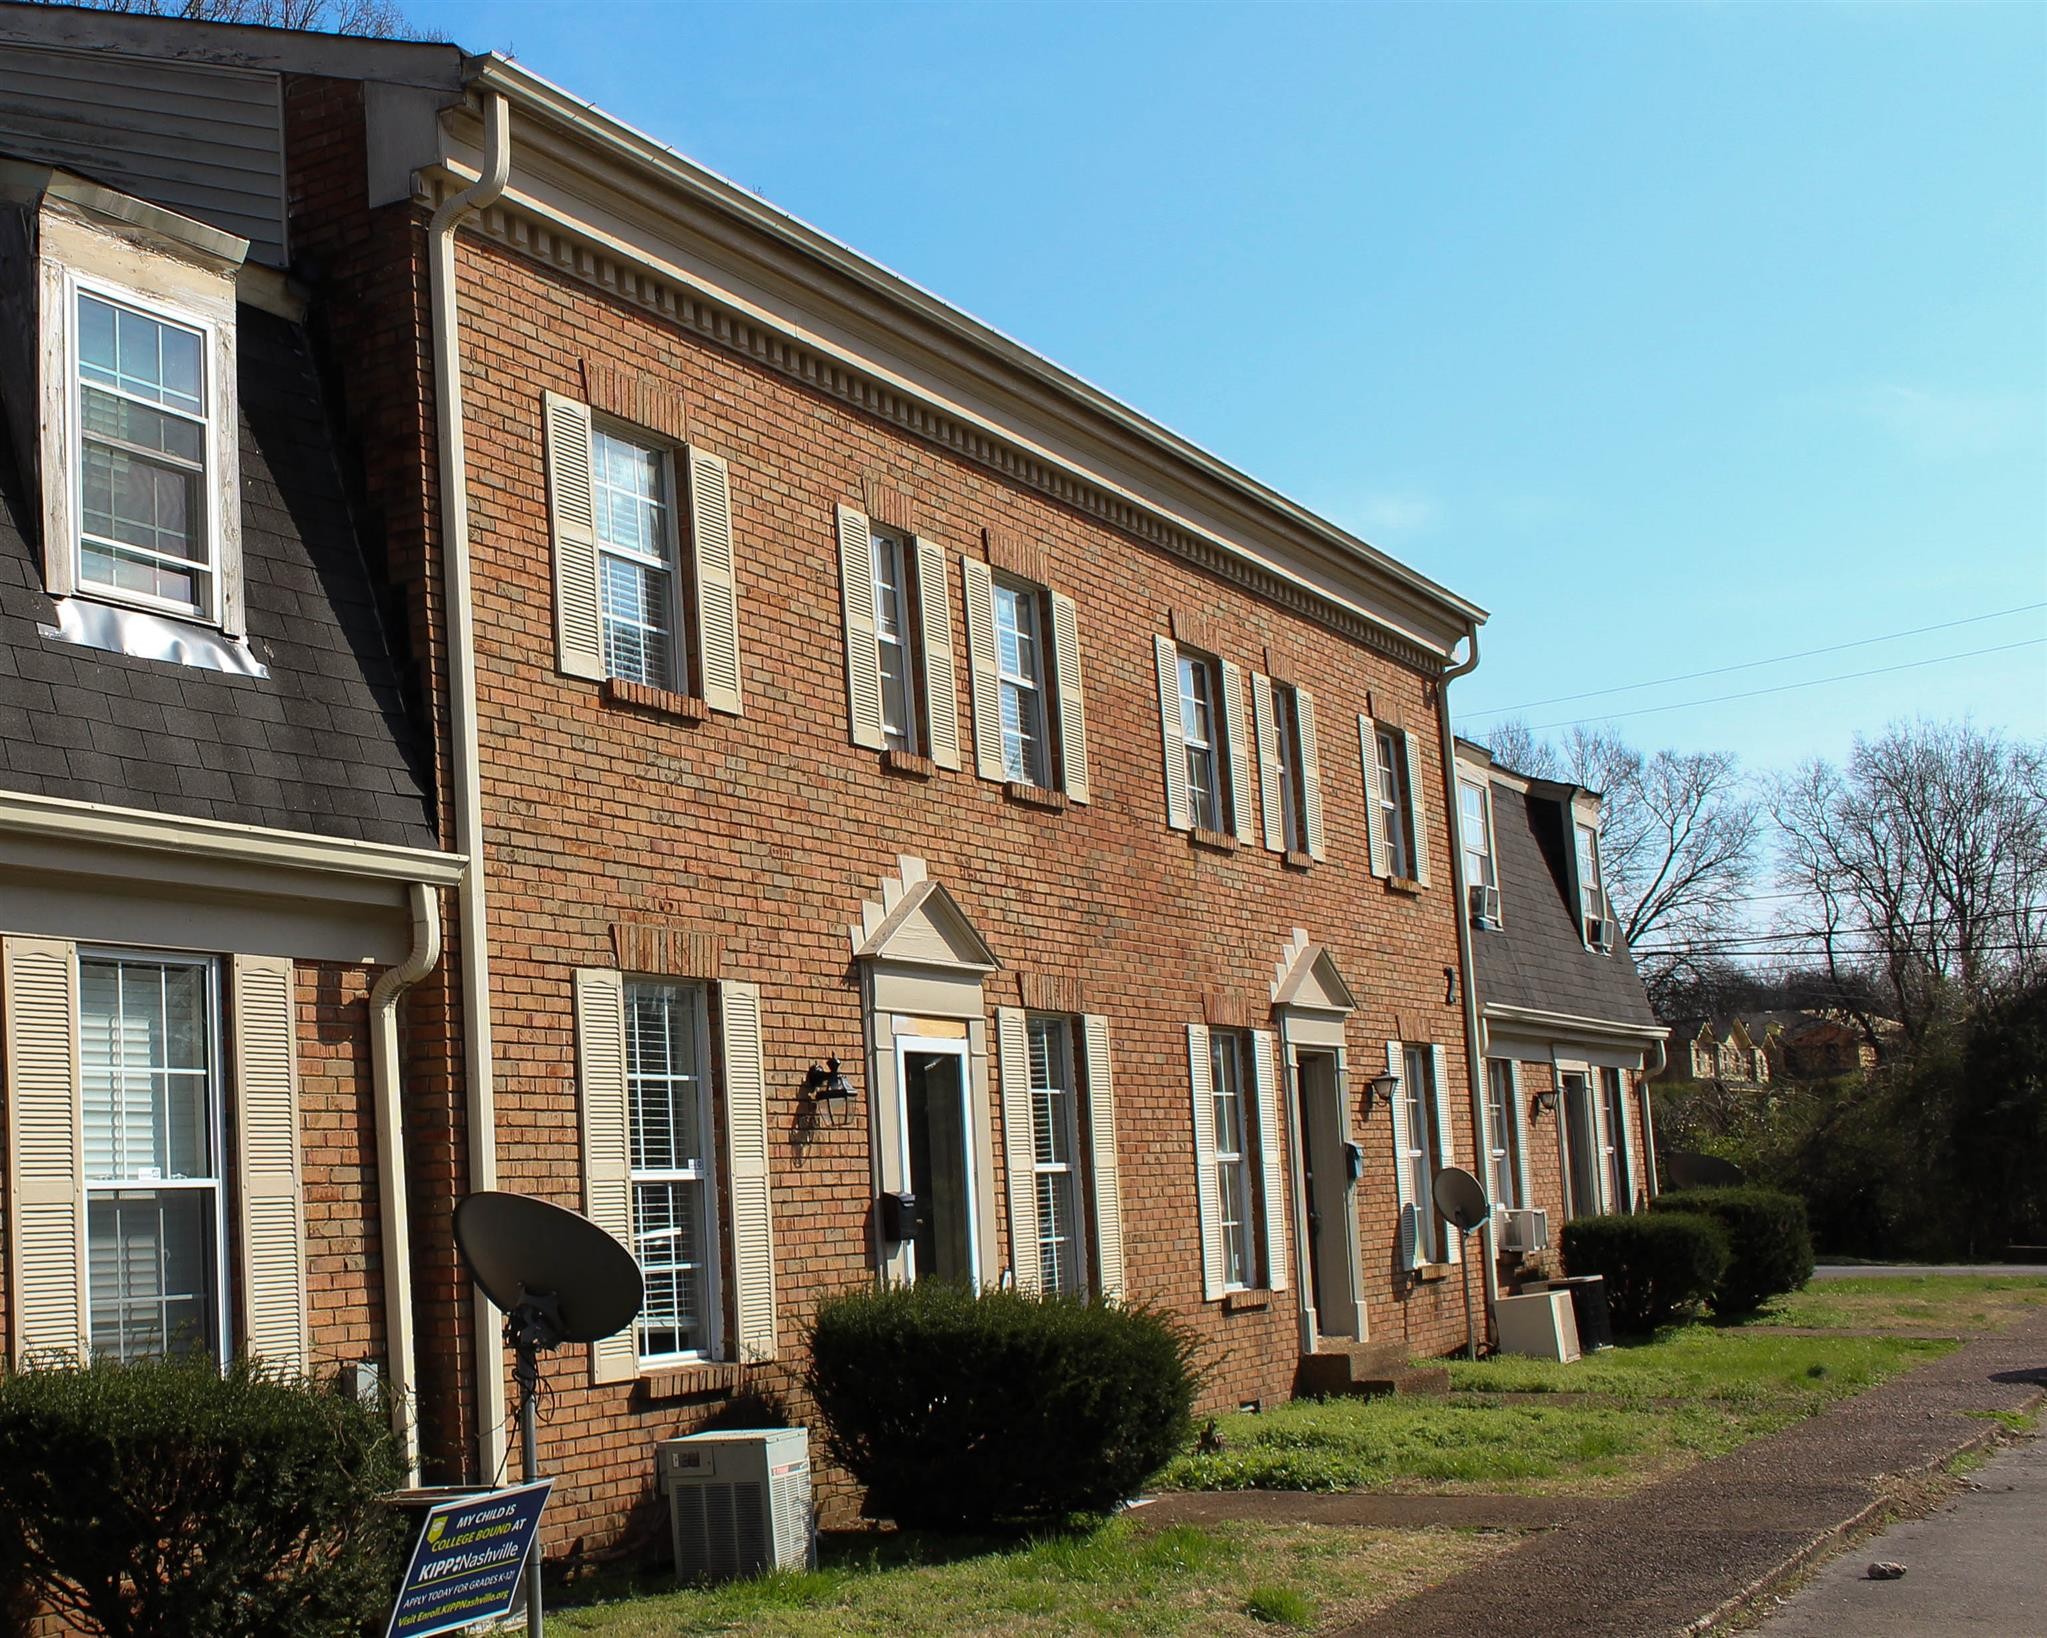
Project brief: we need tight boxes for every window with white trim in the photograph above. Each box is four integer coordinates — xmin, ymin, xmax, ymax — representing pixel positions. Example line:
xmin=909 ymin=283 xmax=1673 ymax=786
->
xmin=1027 ymin=1015 xmax=1085 ymax=1295
xmin=73 ymin=288 xmax=220 ymax=622
xmin=870 ymin=525 xmax=918 ymax=754
xmin=1485 ymin=1058 xmax=1519 ymax=1211
xmin=1577 ymin=824 xmax=1610 ymax=947
xmin=1460 ymin=777 xmax=1500 ymax=926
xmin=625 ymin=979 xmax=719 ymax=1362
xmin=1274 ymin=684 xmax=1309 ymax=855
xmin=1376 ymin=728 xmax=1418 ymax=878
xmin=1210 ymin=1029 xmax=1256 ymax=1289
xmin=593 ymin=424 xmax=683 ymax=690
xmin=994 ymin=578 xmax=1050 ymax=786
xmin=1602 ymin=1066 xmax=1633 ymax=1211
xmin=1401 ymin=1045 xmax=1443 ymax=1262
xmin=1179 ymin=652 xmax=1224 ymax=833
xmin=80 ymin=952 xmax=225 ymax=1363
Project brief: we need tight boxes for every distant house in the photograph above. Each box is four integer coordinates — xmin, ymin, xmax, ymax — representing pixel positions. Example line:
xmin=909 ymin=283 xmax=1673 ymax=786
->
xmin=1670 ymin=1012 xmax=1884 ymax=1086
xmin=1453 ymin=741 xmax=1667 ymax=1251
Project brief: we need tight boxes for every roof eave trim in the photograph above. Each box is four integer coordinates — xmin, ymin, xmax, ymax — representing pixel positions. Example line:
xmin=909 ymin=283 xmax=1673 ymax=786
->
xmin=1484 ymin=1001 xmax=1669 ymax=1046
xmin=459 ymin=56 xmax=1487 ymax=634
xmin=0 ymin=790 xmax=461 ymax=886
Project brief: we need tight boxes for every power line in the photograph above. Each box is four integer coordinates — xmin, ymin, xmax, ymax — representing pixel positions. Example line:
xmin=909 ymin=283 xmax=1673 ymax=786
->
xmin=1463 ymin=601 xmax=2047 ymax=719
xmin=1523 ymin=638 xmax=2047 ymax=732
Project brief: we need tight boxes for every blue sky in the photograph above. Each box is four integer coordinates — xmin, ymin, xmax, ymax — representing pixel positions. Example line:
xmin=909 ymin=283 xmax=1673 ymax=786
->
xmin=412 ymin=0 xmax=2047 ymax=775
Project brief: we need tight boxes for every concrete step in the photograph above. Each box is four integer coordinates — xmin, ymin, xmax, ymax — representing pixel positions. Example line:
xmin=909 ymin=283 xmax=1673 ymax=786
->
xmin=1295 ymin=1343 xmax=1451 ymax=1399
xmin=1353 ymin=1366 xmax=1452 ymax=1398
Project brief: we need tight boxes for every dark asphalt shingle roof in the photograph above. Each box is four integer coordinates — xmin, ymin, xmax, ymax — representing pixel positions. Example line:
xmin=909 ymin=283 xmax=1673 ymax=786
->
xmin=1471 ymin=778 xmax=1660 ymax=1031
xmin=0 ymin=306 xmax=437 ymax=849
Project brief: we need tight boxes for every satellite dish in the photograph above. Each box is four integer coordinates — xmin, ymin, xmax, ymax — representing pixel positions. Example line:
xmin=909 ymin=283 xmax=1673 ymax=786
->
xmin=1432 ymin=1166 xmax=1489 ymax=1233
xmin=453 ymin=1192 xmax=643 ymax=1638
xmin=454 ymin=1190 xmax=643 ymax=1346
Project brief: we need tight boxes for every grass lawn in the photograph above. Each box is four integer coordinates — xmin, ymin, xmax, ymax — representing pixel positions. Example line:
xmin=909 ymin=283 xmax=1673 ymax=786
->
xmin=1742 ymin=1275 xmax=2047 ymax=1334
xmin=1161 ymin=1324 xmax=1954 ymax=1498
xmin=550 ymin=1518 xmax=1505 ymax=1636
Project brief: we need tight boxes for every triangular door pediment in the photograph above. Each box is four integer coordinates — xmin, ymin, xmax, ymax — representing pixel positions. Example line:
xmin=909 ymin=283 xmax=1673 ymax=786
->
xmin=853 ymin=878 xmax=999 ymax=972
xmin=1271 ymin=930 xmax=1357 ymax=1013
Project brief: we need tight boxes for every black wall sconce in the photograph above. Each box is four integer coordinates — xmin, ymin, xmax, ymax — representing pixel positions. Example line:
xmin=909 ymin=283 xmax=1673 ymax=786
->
xmin=804 ymin=1057 xmax=856 ymax=1119
xmin=1531 ymin=1088 xmax=1560 ymax=1118
xmin=1363 ymin=1072 xmax=1399 ymax=1116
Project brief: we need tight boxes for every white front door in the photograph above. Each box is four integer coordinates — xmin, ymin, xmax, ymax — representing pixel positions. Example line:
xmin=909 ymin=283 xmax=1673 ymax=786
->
xmin=895 ymin=1036 xmax=980 ymax=1287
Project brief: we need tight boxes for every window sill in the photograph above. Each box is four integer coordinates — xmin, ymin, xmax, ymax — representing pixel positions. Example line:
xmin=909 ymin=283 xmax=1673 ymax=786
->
xmin=1004 ymin=781 xmax=1068 ymax=812
xmin=881 ymin=749 xmax=936 ymax=779
xmin=637 ymin=1360 xmax=745 ymax=1401
xmin=1385 ymin=875 xmax=1424 ymax=897
xmin=1283 ymin=849 xmax=1314 ymax=871
xmin=1221 ymin=1288 xmax=1272 ymax=1313
xmin=1190 ymin=826 xmax=1237 ymax=854
xmin=602 ymin=678 xmax=709 ymax=721
xmin=1414 ymin=1262 xmax=1453 ymax=1283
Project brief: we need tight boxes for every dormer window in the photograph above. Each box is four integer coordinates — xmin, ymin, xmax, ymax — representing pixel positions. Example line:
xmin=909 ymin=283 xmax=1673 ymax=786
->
xmin=74 ymin=287 xmax=219 ymax=621
xmin=1459 ymin=777 xmax=1502 ymax=928
xmin=1576 ymin=823 xmax=1615 ymax=950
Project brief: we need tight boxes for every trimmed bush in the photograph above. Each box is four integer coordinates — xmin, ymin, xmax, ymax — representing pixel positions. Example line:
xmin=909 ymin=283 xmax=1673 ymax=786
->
xmin=0 ymin=1354 xmax=406 ymax=1637
xmin=806 ymin=1283 xmax=1197 ymax=1531
xmin=1655 ymin=1187 xmax=1816 ymax=1313
xmin=1561 ymin=1213 xmax=1729 ymax=1333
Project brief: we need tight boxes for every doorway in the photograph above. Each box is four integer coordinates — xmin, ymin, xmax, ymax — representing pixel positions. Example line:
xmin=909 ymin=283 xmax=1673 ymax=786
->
xmin=1562 ymin=1071 xmax=1601 ymax=1220
xmin=899 ymin=1040 xmax=978 ymax=1286
xmin=1294 ymin=1049 xmax=1362 ymax=1343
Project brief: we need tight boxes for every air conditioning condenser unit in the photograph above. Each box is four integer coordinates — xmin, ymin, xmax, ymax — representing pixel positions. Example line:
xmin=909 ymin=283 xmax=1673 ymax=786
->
xmin=657 ymin=1427 xmax=814 ymax=1584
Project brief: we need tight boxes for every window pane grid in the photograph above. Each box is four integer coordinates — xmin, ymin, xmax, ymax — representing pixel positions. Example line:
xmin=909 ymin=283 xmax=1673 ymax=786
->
xmin=995 ymin=582 xmax=1048 ymax=786
xmin=872 ymin=530 xmax=917 ymax=753
xmin=1210 ymin=1032 xmax=1254 ymax=1288
xmin=1276 ymin=689 xmax=1305 ymax=853
xmin=626 ymin=981 xmax=717 ymax=1360
xmin=1027 ymin=1017 xmax=1083 ymax=1295
xmin=1403 ymin=1046 xmax=1437 ymax=1262
xmin=1460 ymin=780 xmax=1494 ymax=890
xmin=1179 ymin=654 xmax=1221 ymax=831
xmin=1485 ymin=1060 xmax=1517 ymax=1209
xmin=1377 ymin=730 xmax=1414 ymax=876
xmin=592 ymin=427 xmax=680 ymax=690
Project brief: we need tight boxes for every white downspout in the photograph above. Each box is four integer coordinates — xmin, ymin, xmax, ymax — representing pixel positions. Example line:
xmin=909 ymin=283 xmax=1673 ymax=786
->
xmin=1434 ymin=621 xmax=1500 ymax=1335
xmin=369 ymin=879 xmax=441 ymax=1483
xmin=1640 ymin=1035 xmax=1668 ymax=1197
xmin=429 ymin=88 xmax=512 ymax=1485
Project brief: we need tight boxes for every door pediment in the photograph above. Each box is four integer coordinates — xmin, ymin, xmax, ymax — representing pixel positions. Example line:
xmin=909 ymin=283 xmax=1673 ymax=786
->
xmin=850 ymin=856 xmax=1000 ymax=973
xmin=1271 ymin=927 xmax=1356 ymax=1014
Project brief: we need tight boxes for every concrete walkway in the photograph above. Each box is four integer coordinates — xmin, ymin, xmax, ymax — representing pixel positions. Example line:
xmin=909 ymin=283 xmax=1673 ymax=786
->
xmin=1326 ymin=1308 xmax=2047 ymax=1637
xmin=1751 ymin=1431 xmax=2045 ymax=1635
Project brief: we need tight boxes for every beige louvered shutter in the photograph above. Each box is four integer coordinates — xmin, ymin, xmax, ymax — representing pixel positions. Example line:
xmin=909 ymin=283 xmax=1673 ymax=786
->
xmin=575 ymin=968 xmax=637 ymax=1385
xmin=4 ymin=937 xmax=85 ymax=1365
xmin=233 ymin=954 xmax=308 ymax=1373
xmin=1154 ymin=636 xmax=1191 ymax=831
xmin=1296 ymin=687 xmax=1326 ymax=862
xmin=1428 ymin=1044 xmax=1459 ymax=1263
xmin=1402 ymin=731 xmax=1431 ymax=885
xmin=996 ymin=1007 xmax=1040 ymax=1293
xmin=1387 ymin=1040 xmax=1420 ymax=1269
xmin=962 ymin=557 xmax=1006 ymax=782
xmin=1186 ymin=1024 xmax=1223 ymax=1300
xmin=1359 ymin=716 xmax=1391 ymax=878
xmin=720 ymin=982 xmax=777 ymax=1362
xmin=1081 ymin=1015 xmax=1124 ymax=1300
xmin=836 ymin=505 xmax=885 ymax=750
xmin=1511 ymin=1061 xmax=1534 ymax=1210
xmin=1220 ymin=660 xmax=1253 ymax=844
xmin=917 ymin=542 xmax=962 ymax=770
xmin=687 ymin=447 xmax=742 ymax=714
xmin=1048 ymin=591 xmax=1090 ymax=803
xmin=544 ymin=391 xmax=604 ymax=680
xmin=1252 ymin=674 xmax=1283 ymax=852
xmin=1251 ymin=1029 xmax=1287 ymax=1293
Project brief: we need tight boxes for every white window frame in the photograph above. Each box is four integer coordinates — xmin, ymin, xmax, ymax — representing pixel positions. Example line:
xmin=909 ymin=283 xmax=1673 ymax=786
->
xmin=1460 ymin=777 xmax=1500 ymax=924
xmin=78 ymin=948 xmax=230 ymax=1365
xmin=1485 ymin=1058 xmax=1519 ymax=1211
xmin=1401 ymin=1044 xmax=1441 ymax=1263
xmin=869 ymin=524 xmax=920 ymax=755
xmin=591 ymin=420 xmax=687 ymax=693
xmin=1576 ymin=823 xmax=1608 ymax=947
xmin=1026 ymin=1015 xmax=1086 ymax=1296
xmin=1275 ymin=684 xmax=1309 ymax=855
xmin=1178 ymin=651 xmax=1224 ymax=833
xmin=67 ymin=275 xmax=226 ymax=626
xmin=624 ymin=978 xmax=722 ymax=1366
xmin=1210 ymin=1029 xmax=1256 ymax=1290
xmin=993 ymin=576 xmax=1050 ymax=787
xmin=1377 ymin=728 xmax=1419 ymax=879
xmin=1601 ymin=1066 xmax=1633 ymax=1211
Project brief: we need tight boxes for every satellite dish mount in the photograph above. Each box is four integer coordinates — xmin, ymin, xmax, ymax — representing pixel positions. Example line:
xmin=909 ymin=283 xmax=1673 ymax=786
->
xmin=1431 ymin=1166 xmax=1491 ymax=1361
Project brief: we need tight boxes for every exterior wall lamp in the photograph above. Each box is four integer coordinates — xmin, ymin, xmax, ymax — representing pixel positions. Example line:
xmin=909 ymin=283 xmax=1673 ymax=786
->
xmin=1363 ymin=1073 xmax=1399 ymax=1116
xmin=1532 ymin=1088 xmax=1561 ymax=1118
xmin=804 ymin=1057 xmax=856 ymax=1119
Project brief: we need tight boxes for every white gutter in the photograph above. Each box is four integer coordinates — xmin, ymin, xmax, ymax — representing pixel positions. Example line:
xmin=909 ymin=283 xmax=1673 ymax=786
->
xmin=1434 ymin=621 xmax=1499 ymax=1335
xmin=1483 ymin=1002 xmax=1672 ymax=1048
xmin=428 ymin=88 xmax=512 ymax=1486
xmin=369 ymin=880 xmax=441 ymax=1482
xmin=1640 ymin=1035 xmax=1667 ymax=1197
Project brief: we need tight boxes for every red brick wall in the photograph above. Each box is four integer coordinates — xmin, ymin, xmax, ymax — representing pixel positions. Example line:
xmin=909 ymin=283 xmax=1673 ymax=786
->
xmin=1494 ymin=1059 xmax=1658 ymax=1288
xmin=295 ymin=961 xmax=388 ymax=1372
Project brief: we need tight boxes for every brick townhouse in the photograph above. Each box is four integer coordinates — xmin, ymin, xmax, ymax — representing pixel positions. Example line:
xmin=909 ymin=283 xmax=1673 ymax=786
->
xmin=0 ymin=4 xmax=1658 ymax=1558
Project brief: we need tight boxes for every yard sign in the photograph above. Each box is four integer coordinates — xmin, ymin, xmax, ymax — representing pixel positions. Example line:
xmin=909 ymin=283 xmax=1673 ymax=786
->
xmin=386 ymin=1480 xmax=553 ymax=1638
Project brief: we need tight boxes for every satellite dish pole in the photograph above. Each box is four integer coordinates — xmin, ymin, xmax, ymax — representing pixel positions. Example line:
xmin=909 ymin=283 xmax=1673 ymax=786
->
xmin=1432 ymin=1167 xmax=1490 ymax=1362
xmin=456 ymin=1191 xmax=645 ymax=1638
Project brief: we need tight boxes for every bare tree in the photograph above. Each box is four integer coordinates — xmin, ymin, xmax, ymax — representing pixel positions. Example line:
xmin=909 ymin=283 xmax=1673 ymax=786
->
xmin=1772 ymin=720 xmax=2047 ymax=1051
xmin=1485 ymin=719 xmax=1763 ymax=1004
xmin=35 ymin=0 xmax=410 ymax=38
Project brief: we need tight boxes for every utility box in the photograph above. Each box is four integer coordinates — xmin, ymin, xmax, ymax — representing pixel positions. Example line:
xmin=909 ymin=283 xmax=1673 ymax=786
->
xmin=1495 ymin=1289 xmax=1582 ymax=1362
xmin=657 ymin=1427 xmax=814 ymax=1584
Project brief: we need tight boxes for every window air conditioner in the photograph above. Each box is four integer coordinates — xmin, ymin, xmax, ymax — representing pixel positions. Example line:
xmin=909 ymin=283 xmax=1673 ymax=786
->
xmin=658 ymin=1427 xmax=815 ymax=1584
xmin=1588 ymin=917 xmax=1617 ymax=952
xmin=1501 ymin=1207 xmax=1549 ymax=1253
xmin=1468 ymin=884 xmax=1503 ymax=927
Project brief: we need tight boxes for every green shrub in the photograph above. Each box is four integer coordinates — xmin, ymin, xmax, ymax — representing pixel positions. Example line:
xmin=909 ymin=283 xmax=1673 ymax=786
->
xmin=0 ymin=1354 xmax=406 ymax=1637
xmin=805 ymin=1283 xmax=1197 ymax=1531
xmin=1655 ymin=1187 xmax=1816 ymax=1313
xmin=1562 ymin=1213 xmax=1729 ymax=1333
